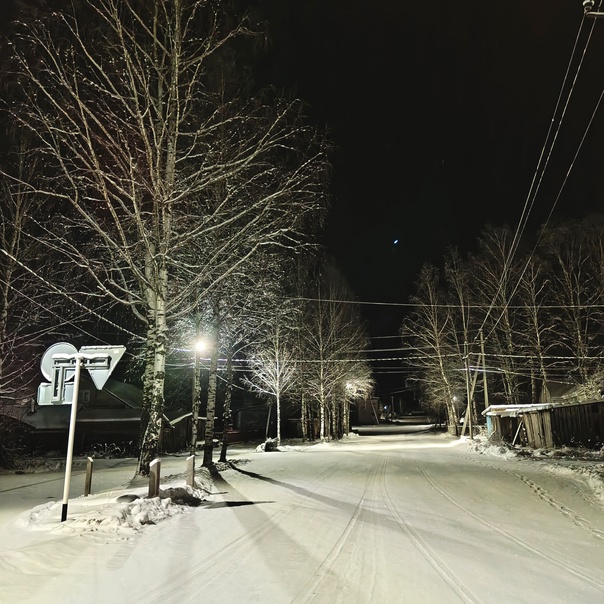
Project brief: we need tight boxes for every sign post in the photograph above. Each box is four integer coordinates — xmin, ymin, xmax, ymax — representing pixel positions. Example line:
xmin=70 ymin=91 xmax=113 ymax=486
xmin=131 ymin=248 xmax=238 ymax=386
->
xmin=60 ymin=353 xmax=83 ymax=522
xmin=38 ymin=343 xmax=126 ymax=522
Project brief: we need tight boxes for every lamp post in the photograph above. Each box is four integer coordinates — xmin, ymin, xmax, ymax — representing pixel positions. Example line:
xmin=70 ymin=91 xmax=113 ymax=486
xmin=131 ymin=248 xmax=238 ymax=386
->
xmin=190 ymin=340 xmax=206 ymax=457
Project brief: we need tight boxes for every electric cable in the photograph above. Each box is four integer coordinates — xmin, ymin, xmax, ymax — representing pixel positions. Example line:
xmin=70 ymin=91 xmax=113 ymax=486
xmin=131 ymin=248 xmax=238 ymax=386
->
xmin=477 ymin=9 xmax=598 ymax=342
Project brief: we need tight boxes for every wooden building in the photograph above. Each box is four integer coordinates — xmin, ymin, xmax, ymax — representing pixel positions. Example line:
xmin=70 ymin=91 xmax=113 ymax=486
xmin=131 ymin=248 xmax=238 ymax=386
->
xmin=2 ymin=376 xmax=193 ymax=454
xmin=483 ymin=399 xmax=604 ymax=449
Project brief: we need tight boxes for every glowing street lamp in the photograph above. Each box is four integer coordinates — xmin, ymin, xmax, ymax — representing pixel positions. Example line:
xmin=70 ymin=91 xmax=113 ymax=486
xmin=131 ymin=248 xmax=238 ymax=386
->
xmin=191 ymin=339 xmax=207 ymax=457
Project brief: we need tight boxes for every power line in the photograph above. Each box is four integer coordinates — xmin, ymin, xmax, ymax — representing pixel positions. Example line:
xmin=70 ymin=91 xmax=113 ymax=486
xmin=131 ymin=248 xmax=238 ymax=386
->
xmin=478 ymin=11 xmax=598 ymax=343
xmin=0 ymin=247 xmax=144 ymax=342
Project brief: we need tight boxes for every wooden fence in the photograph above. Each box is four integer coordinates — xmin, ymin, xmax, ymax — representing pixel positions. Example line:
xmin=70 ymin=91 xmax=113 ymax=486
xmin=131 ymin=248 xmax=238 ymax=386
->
xmin=491 ymin=400 xmax=604 ymax=449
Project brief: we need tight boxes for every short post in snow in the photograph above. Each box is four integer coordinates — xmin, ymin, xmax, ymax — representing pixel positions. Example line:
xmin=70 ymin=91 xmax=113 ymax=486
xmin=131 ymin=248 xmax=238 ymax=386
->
xmin=84 ymin=456 xmax=94 ymax=496
xmin=186 ymin=455 xmax=195 ymax=488
xmin=149 ymin=458 xmax=161 ymax=498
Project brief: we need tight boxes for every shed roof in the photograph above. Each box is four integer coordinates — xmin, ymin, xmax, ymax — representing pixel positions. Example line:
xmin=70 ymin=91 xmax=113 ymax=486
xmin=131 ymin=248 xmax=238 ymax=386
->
xmin=483 ymin=404 xmax=553 ymax=418
xmin=484 ymin=399 xmax=604 ymax=418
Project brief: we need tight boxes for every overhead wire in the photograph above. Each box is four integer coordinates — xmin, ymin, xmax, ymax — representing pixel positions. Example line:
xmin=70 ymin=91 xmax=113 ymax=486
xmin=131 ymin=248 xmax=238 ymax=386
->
xmin=292 ymin=295 xmax=604 ymax=310
xmin=0 ymin=247 xmax=145 ymax=343
xmin=476 ymin=8 xmax=598 ymax=344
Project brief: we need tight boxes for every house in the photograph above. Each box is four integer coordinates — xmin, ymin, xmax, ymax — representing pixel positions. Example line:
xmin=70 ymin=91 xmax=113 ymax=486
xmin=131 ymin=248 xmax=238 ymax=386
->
xmin=1 ymin=375 xmax=193 ymax=454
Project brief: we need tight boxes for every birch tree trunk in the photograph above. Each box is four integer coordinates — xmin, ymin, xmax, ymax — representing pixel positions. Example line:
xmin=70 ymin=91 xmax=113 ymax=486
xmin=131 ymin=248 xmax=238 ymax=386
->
xmin=301 ymin=393 xmax=308 ymax=441
xmin=138 ymin=288 xmax=169 ymax=474
xmin=202 ymin=344 xmax=219 ymax=467
xmin=219 ymin=352 xmax=233 ymax=463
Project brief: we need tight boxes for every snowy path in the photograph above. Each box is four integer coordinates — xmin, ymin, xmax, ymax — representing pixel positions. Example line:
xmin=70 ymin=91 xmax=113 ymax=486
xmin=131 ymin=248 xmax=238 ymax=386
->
xmin=1 ymin=431 xmax=604 ymax=603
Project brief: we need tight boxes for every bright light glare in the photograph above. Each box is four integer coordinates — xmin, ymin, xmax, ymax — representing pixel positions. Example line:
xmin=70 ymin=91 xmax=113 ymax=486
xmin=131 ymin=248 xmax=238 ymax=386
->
xmin=195 ymin=340 xmax=207 ymax=352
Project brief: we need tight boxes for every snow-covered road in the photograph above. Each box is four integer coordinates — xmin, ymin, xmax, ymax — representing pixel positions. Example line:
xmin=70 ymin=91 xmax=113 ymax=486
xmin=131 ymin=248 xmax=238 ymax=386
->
xmin=2 ymin=430 xmax=604 ymax=603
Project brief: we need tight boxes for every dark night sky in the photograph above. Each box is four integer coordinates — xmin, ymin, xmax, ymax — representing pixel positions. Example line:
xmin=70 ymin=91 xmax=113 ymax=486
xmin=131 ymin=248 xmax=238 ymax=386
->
xmin=248 ymin=0 xmax=604 ymax=395
xmin=252 ymin=1 xmax=604 ymax=334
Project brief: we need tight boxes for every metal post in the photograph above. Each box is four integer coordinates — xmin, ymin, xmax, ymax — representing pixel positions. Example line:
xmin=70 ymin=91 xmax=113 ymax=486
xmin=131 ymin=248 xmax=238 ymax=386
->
xmin=84 ymin=456 xmax=93 ymax=496
xmin=462 ymin=341 xmax=472 ymax=439
xmin=480 ymin=329 xmax=489 ymax=412
xmin=61 ymin=355 xmax=82 ymax=522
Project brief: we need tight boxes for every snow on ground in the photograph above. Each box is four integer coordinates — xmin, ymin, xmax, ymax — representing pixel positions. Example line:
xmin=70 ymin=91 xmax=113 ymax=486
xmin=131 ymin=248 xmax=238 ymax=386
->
xmin=5 ymin=430 xmax=604 ymax=539
xmin=2 ymin=428 xmax=604 ymax=603
xmin=464 ymin=432 xmax=604 ymax=506
xmin=19 ymin=483 xmax=211 ymax=539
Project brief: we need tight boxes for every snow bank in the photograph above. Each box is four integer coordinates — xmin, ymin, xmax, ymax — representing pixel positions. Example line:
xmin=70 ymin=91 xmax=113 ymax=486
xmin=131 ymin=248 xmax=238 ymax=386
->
xmin=461 ymin=434 xmax=519 ymax=459
xmin=538 ymin=461 xmax=604 ymax=506
xmin=462 ymin=434 xmax=604 ymax=505
xmin=17 ymin=479 xmax=213 ymax=540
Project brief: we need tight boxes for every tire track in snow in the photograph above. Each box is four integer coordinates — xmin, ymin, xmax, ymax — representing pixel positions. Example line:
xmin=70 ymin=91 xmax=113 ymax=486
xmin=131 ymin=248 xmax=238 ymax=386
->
xmin=291 ymin=457 xmax=383 ymax=604
xmin=131 ymin=461 xmax=342 ymax=604
xmin=380 ymin=457 xmax=481 ymax=604
xmin=414 ymin=457 xmax=604 ymax=593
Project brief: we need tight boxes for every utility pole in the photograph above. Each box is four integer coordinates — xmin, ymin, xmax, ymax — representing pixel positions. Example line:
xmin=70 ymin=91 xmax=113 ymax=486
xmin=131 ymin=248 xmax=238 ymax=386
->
xmin=480 ymin=329 xmax=489 ymax=413
xmin=463 ymin=341 xmax=473 ymax=439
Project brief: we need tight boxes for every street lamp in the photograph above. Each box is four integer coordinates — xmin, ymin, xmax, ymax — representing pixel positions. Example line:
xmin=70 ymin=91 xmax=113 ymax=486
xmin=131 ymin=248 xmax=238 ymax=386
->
xmin=191 ymin=339 xmax=207 ymax=457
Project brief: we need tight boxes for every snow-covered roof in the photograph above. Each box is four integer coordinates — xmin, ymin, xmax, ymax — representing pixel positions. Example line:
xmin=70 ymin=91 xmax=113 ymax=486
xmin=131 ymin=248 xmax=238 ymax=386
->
xmin=483 ymin=398 xmax=604 ymax=417
xmin=483 ymin=404 xmax=553 ymax=418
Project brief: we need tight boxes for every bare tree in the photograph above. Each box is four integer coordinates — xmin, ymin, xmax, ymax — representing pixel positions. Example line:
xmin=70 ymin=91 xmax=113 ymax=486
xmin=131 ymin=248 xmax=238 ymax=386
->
xmin=516 ymin=253 xmax=556 ymax=402
xmin=0 ymin=167 xmax=36 ymax=468
xmin=0 ymin=136 xmax=77 ymax=466
xmin=402 ymin=217 xmax=604 ymax=422
xmin=244 ymin=314 xmax=298 ymax=447
xmin=8 ymin=0 xmax=329 ymax=473
xmin=401 ymin=263 xmax=463 ymax=428
xmin=179 ymin=251 xmax=304 ymax=465
xmin=443 ymin=247 xmax=479 ymax=423
xmin=301 ymin=260 xmax=371 ymax=441
xmin=541 ymin=221 xmax=601 ymax=388
xmin=340 ymin=359 xmax=373 ymax=436
xmin=471 ymin=226 xmax=524 ymax=406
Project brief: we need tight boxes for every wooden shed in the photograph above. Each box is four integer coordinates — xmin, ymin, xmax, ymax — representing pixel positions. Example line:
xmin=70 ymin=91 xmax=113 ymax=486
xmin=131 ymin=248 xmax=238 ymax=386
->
xmin=484 ymin=400 xmax=604 ymax=449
